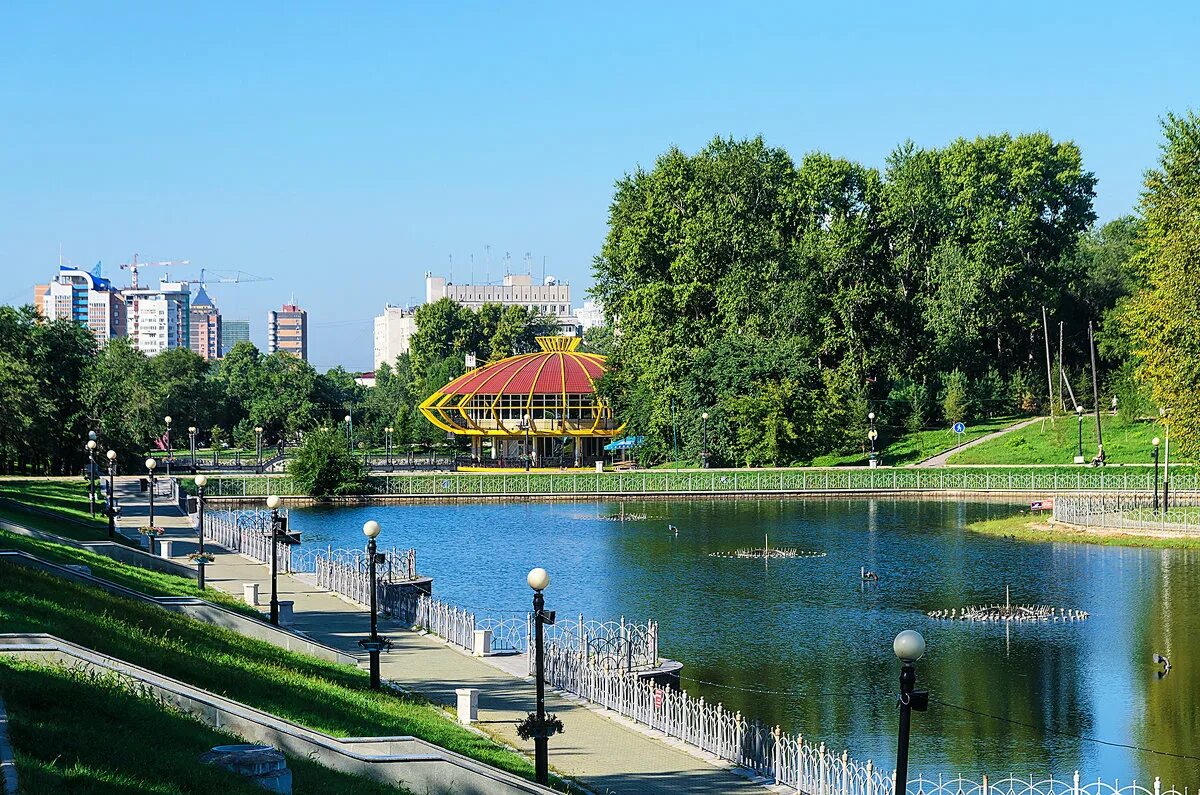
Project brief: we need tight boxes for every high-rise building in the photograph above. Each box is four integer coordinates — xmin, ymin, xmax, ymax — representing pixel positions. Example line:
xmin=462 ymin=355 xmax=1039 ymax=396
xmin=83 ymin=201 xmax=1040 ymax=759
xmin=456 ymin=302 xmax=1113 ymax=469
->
xmin=220 ymin=320 xmax=251 ymax=354
xmin=425 ymin=272 xmax=573 ymax=325
xmin=124 ymin=280 xmax=191 ymax=355
xmin=373 ymin=305 xmax=418 ymax=370
xmin=574 ymin=299 xmax=606 ymax=331
xmin=34 ymin=265 xmax=126 ymax=344
xmin=189 ymin=286 xmax=222 ymax=360
xmin=267 ymin=303 xmax=307 ymax=360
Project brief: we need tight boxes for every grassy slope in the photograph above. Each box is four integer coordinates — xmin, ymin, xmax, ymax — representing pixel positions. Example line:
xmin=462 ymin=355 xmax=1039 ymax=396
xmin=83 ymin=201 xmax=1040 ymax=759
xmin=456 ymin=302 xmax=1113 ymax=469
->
xmin=0 ymin=560 xmax=540 ymax=784
xmin=810 ymin=415 xmax=1025 ymax=467
xmin=964 ymin=511 xmax=1200 ymax=550
xmin=949 ymin=416 xmax=1192 ymax=465
xmin=0 ymin=657 xmax=408 ymax=794
xmin=0 ymin=477 xmax=109 ymax=533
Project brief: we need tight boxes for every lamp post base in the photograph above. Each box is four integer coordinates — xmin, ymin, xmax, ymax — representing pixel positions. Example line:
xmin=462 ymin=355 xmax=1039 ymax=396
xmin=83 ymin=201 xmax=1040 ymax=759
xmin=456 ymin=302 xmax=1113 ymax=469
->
xmin=359 ymin=638 xmax=389 ymax=690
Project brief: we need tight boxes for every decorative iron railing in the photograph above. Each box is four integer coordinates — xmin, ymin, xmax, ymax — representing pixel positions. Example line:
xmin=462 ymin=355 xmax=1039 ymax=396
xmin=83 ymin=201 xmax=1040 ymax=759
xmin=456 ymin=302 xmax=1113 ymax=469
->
xmin=289 ymin=546 xmax=419 ymax=606
xmin=197 ymin=466 xmax=1200 ymax=499
xmin=203 ymin=510 xmax=293 ymax=572
xmin=535 ymin=615 xmax=659 ymax=674
xmin=905 ymin=774 xmax=1185 ymax=795
xmin=1053 ymin=492 xmax=1200 ymax=534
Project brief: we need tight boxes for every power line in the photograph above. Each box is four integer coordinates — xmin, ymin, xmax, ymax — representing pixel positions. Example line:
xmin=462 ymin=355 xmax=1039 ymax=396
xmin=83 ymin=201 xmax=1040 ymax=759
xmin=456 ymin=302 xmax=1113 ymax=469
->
xmin=929 ymin=696 xmax=1200 ymax=762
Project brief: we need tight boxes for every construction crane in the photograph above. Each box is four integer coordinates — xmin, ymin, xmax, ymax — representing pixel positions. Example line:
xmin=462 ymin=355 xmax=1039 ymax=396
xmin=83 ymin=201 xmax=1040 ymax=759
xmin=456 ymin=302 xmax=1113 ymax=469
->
xmin=120 ymin=254 xmax=191 ymax=289
xmin=182 ymin=268 xmax=273 ymax=286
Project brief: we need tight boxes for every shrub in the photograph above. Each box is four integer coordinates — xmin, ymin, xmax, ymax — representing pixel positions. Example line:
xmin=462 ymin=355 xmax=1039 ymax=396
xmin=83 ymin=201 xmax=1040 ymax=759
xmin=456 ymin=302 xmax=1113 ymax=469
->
xmin=287 ymin=428 xmax=367 ymax=497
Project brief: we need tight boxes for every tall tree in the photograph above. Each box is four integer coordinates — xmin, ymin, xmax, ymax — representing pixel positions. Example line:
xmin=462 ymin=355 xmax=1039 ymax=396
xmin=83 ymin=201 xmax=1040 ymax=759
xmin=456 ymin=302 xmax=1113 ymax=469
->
xmin=1119 ymin=111 xmax=1200 ymax=455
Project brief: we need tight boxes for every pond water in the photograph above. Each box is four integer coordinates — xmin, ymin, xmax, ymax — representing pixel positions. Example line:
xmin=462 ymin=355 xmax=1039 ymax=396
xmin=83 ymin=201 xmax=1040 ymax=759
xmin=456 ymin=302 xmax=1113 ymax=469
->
xmin=288 ymin=498 xmax=1200 ymax=785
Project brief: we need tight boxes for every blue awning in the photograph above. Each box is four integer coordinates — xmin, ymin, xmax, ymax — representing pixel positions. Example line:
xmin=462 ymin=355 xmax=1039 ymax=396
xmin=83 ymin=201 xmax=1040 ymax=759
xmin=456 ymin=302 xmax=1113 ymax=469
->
xmin=604 ymin=436 xmax=645 ymax=452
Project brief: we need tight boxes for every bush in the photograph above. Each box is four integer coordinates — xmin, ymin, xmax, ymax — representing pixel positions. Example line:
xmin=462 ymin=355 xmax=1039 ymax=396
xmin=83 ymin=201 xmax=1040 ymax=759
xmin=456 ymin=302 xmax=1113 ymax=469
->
xmin=287 ymin=428 xmax=367 ymax=497
xmin=941 ymin=370 xmax=970 ymax=425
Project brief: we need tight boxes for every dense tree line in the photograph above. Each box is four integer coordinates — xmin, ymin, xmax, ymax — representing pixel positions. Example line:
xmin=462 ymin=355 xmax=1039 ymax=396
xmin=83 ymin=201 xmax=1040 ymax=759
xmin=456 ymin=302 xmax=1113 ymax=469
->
xmin=0 ymin=299 xmax=556 ymax=474
xmin=591 ymin=128 xmax=1180 ymax=466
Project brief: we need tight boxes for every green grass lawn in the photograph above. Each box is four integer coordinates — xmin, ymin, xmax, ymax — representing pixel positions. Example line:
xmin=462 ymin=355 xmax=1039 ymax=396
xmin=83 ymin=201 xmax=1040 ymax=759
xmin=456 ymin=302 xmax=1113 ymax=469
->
xmin=948 ymin=416 xmax=1188 ymax=465
xmin=809 ymin=415 xmax=1027 ymax=467
xmin=0 ymin=560 xmax=543 ymax=786
xmin=0 ymin=477 xmax=109 ymax=529
xmin=964 ymin=511 xmax=1200 ymax=550
xmin=0 ymin=657 xmax=409 ymax=794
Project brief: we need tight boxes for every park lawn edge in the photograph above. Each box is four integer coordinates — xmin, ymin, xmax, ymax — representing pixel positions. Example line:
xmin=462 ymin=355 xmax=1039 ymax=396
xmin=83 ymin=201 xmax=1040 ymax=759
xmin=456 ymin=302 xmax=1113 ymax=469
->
xmin=964 ymin=512 xmax=1200 ymax=550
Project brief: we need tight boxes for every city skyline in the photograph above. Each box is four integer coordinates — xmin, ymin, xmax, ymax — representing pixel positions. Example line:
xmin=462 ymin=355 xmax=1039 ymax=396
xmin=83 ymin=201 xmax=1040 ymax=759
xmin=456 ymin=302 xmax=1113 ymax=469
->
xmin=3 ymin=3 xmax=1198 ymax=369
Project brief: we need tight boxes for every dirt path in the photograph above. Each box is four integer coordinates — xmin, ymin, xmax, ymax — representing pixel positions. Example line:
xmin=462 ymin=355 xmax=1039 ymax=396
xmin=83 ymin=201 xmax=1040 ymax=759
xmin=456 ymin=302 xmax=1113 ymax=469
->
xmin=915 ymin=417 xmax=1043 ymax=467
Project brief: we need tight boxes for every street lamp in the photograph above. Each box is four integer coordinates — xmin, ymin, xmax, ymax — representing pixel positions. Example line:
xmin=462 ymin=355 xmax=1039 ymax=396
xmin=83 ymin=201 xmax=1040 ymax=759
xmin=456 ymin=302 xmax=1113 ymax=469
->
xmin=359 ymin=519 xmax=387 ymax=689
xmin=195 ymin=474 xmax=209 ymax=589
xmin=254 ymin=426 xmax=264 ymax=472
xmin=528 ymin=566 xmax=555 ymax=784
xmin=164 ymin=416 xmax=173 ymax=476
xmin=344 ymin=414 xmax=353 ymax=451
xmin=1075 ymin=405 xmax=1085 ymax=462
xmin=893 ymin=630 xmax=929 ymax=794
xmin=867 ymin=411 xmax=879 ymax=468
xmin=106 ymin=450 xmax=118 ymax=539
xmin=701 ymin=412 xmax=710 ymax=468
xmin=1152 ymin=437 xmax=1161 ymax=515
xmin=86 ymin=439 xmax=98 ymax=518
xmin=522 ymin=414 xmax=532 ymax=471
xmin=1159 ymin=408 xmax=1171 ymax=512
xmin=188 ymin=426 xmax=198 ymax=469
xmin=266 ymin=494 xmax=282 ymax=625
xmin=145 ymin=458 xmax=158 ymax=554
xmin=385 ymin=426 xmax=394 ymax=467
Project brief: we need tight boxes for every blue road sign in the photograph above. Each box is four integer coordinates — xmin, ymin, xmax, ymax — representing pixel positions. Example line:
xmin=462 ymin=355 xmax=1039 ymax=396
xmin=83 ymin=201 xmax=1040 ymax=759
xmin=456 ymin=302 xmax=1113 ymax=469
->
xmin=953 ymin=422 xmax=966 ymax=434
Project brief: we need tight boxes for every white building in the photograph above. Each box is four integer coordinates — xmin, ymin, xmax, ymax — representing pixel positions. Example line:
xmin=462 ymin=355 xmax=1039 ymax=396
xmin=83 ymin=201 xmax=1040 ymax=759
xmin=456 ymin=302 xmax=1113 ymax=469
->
xmin=373 ymin=305 xmax=418 ymax=370
xmin=425 ymin=272 xmax=572 ymax=319
xmin=574 ymin=298 xmax=606 ymax=331
xmin=34 ymin=266 xmax=126 ymax=344
xmin=124 ymin=280 xmax=191 ymax=355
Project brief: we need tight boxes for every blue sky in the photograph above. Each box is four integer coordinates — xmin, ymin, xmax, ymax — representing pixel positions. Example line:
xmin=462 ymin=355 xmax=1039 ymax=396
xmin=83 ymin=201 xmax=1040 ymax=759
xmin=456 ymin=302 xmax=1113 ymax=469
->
xmin=2 ymin=2 xmax=1197 ymax=370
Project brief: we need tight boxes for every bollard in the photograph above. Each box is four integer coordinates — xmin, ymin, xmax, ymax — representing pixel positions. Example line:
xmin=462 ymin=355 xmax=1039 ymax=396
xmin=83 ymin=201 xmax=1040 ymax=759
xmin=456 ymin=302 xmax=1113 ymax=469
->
xmin=243 ymin=583 xmax=260 ymax=606
xmin=472 ymin=629 xmax=493 ymax=657
xmin=277 ymin=600 xmax=294 ymax=626
xmin=159 ymin=539 xmax=174 ymax=559
xmin=455 ymin=688 xmax=480 ymax=725
xmin=595 ymin=460 xmax=604 ymax=473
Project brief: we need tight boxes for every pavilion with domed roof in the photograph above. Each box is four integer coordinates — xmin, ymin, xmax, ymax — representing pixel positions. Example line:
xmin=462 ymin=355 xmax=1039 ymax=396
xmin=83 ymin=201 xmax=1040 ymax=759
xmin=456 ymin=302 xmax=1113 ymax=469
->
xmin=419 ymin=336 xmax=623 ymax=467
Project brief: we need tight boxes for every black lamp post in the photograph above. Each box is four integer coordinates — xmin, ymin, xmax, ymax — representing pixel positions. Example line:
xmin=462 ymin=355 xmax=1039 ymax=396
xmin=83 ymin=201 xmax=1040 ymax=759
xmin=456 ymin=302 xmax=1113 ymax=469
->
xmin=86 ymin=436 xmax=98 ymax=518
xmin=188 ymin=426 xmax=198 ymax=469
xmin=868 ymin=411 xmax=879 ymax=467
xmin=344 ymin=414 xmax=353 ymax=451
xmin=164 ymin=415 xmax=173 ymax=476
xmin=1159 ymin=408 xmax=1171 ymax=513
xmin=255 ymin=426 xmax=264 ymax=472
xmin=266 ymin=495 xmax=281 ymax=625
xmin=385 ymin=426 xmax=394 ymax=467
xmin=195 ymin=474 xmax=208 ymax=589
xmin=145 ymin=457 xmax=158 ymax=554
xmin=106 ymin=449 xmax=117 ymax=539
xmin=359 ymin=519 xmax=386 ymax=689
xmin=1152 ymin=437 xmax=1161 ymax=515
xmin=523 ymin=413 xmax=532 ymax=471
xmin=701 ymin=411 xmax=710 ymax=468
xmin=527 ymin=566 xmax=554 ymax=785
xmin=893 ymin=629 xmax=928 ymax=794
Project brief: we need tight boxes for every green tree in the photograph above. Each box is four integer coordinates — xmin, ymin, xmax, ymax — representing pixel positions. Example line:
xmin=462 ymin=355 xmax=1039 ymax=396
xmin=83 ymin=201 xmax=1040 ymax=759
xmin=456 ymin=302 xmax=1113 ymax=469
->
xmin=1119 ymin=111 xmax=1200 ymax=455
xmin=941 ymin=370 xmax=970 ymax=425
xmin=288 ymin=428 xmax=367 ymax=497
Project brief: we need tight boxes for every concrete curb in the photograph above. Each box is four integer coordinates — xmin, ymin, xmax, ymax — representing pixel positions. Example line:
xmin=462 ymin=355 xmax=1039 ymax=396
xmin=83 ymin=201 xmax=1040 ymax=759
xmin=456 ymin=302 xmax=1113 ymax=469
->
xmin=0 ymin=634 xmax=553 ymax=795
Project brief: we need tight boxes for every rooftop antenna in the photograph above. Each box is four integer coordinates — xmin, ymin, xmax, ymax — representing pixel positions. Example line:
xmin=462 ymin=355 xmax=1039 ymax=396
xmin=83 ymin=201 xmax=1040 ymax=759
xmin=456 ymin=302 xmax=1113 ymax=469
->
xmin=525 ymin=251 xmax=532 ymax=276
xmin=504 ymin=251 xmax=511 ymax=276
xmin=448 ymin=253 xmax=453 ymax=283
xmin=542 ymin=255 xmax=547 ymax=284
xmin=470 ymin=253 xmax=475 ymax=284
xmin=485 ymin=244 xmax=491 ymax=285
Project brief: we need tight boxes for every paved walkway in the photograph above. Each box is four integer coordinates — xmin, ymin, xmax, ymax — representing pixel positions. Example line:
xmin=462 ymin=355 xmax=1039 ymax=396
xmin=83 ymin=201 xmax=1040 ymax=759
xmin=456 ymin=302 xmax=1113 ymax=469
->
xmin=111 ymin=478 xmax=764 ymax=795
xmin=915 ymin=416 xmax=1042 ymax=467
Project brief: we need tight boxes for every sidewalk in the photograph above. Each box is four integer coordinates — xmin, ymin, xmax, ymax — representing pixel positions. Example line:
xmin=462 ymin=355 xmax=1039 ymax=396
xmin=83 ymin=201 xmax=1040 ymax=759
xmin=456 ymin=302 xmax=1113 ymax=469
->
xmin=113 ymin=478 xmax=765 ymax=795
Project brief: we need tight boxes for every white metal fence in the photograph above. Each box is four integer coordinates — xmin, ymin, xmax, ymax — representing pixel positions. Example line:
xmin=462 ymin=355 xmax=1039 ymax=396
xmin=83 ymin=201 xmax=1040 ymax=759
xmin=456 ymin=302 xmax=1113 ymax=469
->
xmin=906 ymin=774 xmax=1187 ymax=795
xmin=295 ymin=546 xmax=418 ymax=606
xmin=203 ymin=510 xmax=293 ymax=572
xmin=1052 ymin=492 xmax=1200 ymax=534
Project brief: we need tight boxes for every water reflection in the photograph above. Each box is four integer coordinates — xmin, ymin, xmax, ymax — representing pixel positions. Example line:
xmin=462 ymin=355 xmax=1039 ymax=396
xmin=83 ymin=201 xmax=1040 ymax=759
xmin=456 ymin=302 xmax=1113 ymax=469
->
xmin=291 ymin=497 xmax=1200 ymax=784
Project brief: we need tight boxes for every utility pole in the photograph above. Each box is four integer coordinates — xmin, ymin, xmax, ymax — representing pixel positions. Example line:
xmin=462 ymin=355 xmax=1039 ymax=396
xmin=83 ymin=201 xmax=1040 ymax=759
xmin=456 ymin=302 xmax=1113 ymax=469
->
xmin=1041 ymin=306 xmax=1054 ymax=417
xmin=1088 ymin=322 xmax=1104 ymax=460
xmin=1058 ymin=321 xmax=1065 ymax=413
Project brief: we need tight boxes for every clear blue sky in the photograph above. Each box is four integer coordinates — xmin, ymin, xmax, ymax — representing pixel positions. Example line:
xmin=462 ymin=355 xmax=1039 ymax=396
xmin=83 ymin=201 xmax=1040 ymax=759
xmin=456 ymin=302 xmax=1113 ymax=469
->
xmin=2 ymin=2 xmax=1196 ymax=370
